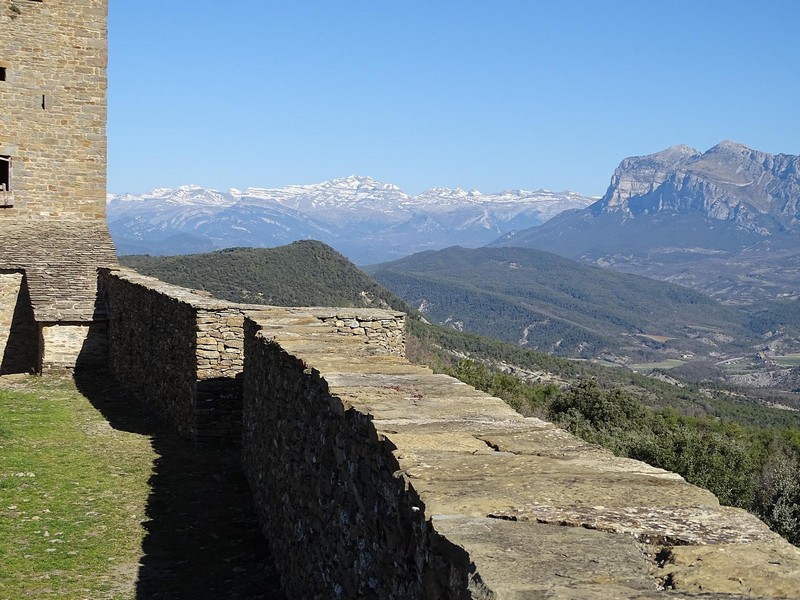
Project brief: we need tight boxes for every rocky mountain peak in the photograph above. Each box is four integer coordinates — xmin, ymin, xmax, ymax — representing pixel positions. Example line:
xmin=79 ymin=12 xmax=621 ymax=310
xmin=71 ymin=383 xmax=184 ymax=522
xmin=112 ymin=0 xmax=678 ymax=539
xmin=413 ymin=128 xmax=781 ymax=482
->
xmin=709 ymin=139 xmax=753 ymax=153
xmin=602 ymin=145 xmax=701 ymax=210
xmin=595 ymin=142 xmax=799 ymax=232
xmin=491 ymin=142 xmax=800 ymax=304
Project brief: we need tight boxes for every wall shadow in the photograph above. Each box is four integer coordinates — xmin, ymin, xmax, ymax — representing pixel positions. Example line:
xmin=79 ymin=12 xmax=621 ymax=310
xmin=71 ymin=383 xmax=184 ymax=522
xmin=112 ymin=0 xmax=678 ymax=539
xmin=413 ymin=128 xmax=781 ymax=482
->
xmin=73 ymin=364 xmax=284 ymax=599
xmin=0 ymin=274 xmax=38 ymax=374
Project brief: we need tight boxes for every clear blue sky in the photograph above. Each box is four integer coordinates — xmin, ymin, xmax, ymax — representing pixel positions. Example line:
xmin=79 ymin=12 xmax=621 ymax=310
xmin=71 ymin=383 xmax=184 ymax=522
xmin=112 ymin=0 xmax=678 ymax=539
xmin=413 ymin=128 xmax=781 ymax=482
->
xmin=108 ymin=1 xmax=800 ymax=197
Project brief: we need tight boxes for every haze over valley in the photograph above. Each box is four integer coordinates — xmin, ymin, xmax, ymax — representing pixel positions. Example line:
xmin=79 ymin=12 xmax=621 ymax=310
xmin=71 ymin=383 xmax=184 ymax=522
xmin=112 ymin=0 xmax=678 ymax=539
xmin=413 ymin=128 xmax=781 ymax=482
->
xmin=107 ymin=178 xmax=593 ymax=264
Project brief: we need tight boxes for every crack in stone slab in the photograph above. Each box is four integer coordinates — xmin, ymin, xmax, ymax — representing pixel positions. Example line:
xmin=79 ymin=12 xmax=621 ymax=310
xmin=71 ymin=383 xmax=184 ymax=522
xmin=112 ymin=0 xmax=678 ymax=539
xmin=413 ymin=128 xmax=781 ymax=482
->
xmin=487 ymin=504 xmax=783 ymax=546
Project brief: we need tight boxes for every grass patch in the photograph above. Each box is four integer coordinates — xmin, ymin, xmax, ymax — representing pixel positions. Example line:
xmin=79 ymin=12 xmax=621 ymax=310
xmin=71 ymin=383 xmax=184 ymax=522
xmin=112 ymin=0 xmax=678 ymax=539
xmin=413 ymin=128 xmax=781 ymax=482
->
xmin=635 ymin=334 xmax=675 ymax=343
xmin=0 ymin=375 xmax=155 ymax=599
xmin=775 ymin=354 xmax=800 ymax=367
xmin=630 ymin=359 xmax=686 ymax=371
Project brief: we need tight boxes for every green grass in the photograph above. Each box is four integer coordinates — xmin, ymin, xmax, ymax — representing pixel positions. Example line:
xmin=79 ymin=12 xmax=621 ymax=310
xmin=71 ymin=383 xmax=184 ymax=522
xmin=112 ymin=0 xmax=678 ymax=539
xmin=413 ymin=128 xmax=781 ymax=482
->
xmin=775 ymin=355 xmax=800 ymax=367
xmin=0 ymin=375 xmax=155 ymax=599
xmin=630 ymin=359 xmax=686 ymax=371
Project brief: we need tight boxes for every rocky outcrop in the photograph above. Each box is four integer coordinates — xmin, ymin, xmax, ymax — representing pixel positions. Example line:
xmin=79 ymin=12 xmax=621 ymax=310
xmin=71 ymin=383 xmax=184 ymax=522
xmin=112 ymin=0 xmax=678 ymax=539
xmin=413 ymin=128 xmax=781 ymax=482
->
xmin=602 ymin=144 xmax=701 ymax=211
xmin=595 ymin=141 xmax=800 ymax=235
xmin=492 ymin=142 xmax=800 ymax=304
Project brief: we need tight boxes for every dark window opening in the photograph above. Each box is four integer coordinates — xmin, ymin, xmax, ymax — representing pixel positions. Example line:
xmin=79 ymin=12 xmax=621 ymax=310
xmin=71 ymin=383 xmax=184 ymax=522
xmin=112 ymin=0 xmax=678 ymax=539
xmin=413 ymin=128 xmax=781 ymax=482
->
xmin=0 ymin=156 xmax=10 ymax=192
xmin=0 ymin=67 xmax=6 ymax=81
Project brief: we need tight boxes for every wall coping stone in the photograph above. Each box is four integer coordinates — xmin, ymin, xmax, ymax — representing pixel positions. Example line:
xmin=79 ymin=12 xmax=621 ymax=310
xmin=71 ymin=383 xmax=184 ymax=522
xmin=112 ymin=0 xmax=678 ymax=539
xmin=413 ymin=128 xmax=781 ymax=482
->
xmin=104 ymin=268 xmax=404 ymax=321
xmin=245 ymin=311 xmax=800 ymax=598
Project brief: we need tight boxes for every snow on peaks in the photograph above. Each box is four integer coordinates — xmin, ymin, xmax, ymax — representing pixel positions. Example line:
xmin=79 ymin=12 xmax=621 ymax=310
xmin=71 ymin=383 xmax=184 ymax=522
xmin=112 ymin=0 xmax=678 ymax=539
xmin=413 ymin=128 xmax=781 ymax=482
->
xmin=108 ymin=177 xmax=595 ymax=217
xmin=714 ymin=140 xmax=749 ymax=151
xmin=149 ymin=187 xmax=176 ymax=197
xmin=328 ymin=175 xmax=403 ymax=193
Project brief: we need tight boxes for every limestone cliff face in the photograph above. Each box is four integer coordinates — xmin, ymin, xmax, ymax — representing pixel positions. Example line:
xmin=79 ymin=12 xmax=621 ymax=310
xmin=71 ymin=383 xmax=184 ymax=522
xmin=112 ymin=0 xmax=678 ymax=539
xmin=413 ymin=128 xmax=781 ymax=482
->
xmin=594 ymin=141 xmax=800 ymax=234
xmin=602 ymin=144 xmax=701 ymax=211
xmin=490 ymin=142 xmax=800 ymax=303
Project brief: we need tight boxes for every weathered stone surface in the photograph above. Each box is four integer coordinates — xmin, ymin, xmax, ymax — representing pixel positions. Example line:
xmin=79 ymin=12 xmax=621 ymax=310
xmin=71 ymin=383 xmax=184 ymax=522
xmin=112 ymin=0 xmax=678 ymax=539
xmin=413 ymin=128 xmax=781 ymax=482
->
xmin=0 ymin=0 xmax=108 ymax=221
xmin=103 ymin=268 xmax=406 ymax=443
xmin=0 ymin=1 xmax=116 ymax=371
xmin=0 ymin=270 xmax=37 ymax=373
xmin=432 ymin=516 xmax=659 ymax=597
xmin=658 ymin=542 xmax=800 ymax=597
xmin=242 ymin=312 xmax=800 ymax=599
xmin=40 ymin=322 xmax=106 ymax=371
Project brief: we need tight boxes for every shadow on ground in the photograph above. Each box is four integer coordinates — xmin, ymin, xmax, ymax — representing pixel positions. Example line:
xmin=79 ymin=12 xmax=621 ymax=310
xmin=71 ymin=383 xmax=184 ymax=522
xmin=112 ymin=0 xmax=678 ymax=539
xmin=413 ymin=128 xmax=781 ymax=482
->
xmin=74 ymin=369 xmax=284 ymax=600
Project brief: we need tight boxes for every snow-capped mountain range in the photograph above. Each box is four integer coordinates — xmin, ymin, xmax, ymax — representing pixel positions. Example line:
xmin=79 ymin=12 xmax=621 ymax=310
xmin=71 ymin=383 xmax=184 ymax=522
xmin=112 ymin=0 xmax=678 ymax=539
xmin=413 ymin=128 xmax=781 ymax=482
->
xmin=107 ymin=175 xmax=594 ymax=264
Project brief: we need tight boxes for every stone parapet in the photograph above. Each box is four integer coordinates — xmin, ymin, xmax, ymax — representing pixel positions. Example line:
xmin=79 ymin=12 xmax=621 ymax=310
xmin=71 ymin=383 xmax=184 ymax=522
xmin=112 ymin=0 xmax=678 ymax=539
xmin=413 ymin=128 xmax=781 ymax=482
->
xmin=242 ymin=311 xmax=800 ymax=599
xmin=102 ymin=268 xmax=201 ymax=438
xmin=305 ymin=308 xmax=405 ymax=355
xmin=242 ymin=317 xmax=467 ymax=598
xmin=102 ymin=268 xmax=405 ymax=441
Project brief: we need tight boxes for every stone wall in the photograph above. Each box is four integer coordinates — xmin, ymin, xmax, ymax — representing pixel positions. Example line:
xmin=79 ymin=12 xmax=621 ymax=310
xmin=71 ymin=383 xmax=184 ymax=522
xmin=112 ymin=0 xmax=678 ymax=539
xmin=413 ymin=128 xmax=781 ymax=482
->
xmin=102 ymin=268 xmax=238 ymax=440
xmin=312 ymin=309 xmax=405 ymax=355
xmin=242 ymin=317 xmax=470 ymax=599
xmin=241 ymin=310 xmax=800 ymax=599
xmin=102 ymin=268 xmax=405 ymax=442
xmin=0 ymin=0 xmax=107 ymax=220
xmin=40 ymin=322 xmax=107 ymax=372
xmin=98 ymin=268 xmax=800 ymax=596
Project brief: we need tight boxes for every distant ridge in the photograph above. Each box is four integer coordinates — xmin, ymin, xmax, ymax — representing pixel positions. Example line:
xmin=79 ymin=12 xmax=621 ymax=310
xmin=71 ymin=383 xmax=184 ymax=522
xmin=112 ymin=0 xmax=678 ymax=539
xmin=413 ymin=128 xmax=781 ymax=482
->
xmin=107 ymin=177 xmax=593 ymax=264
xmin=119 ymin=240 xmax=413 ymax=311
xmin=366 ymin=245 xmax=757 ymax=363
xmin=492 ymin=142 xmax=800 ymax=304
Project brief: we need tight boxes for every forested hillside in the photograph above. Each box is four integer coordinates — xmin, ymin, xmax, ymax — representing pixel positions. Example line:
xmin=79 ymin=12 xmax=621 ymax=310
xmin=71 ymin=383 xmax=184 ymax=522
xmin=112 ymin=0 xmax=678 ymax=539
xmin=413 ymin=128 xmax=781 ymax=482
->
xmin=368 ymin=246 xmax=800 ymax=395
xmin=120 ymin=241 xmax=412 ymax=311
xmin=367 ymin=245 xmax=758 ymax=361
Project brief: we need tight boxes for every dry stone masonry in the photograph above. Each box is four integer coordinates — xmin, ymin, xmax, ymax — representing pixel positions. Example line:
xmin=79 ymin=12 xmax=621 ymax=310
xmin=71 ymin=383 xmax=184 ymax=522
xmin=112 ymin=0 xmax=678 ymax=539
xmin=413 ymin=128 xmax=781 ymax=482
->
xmin=101 ymin=267 xmax=404 ymax=442
xmin=88 ymin=266 xmax=800 ymax=596
xmin=102 ymin=268 xmax=254 ymax=441
xmin=0 ymin=0 xmax=116 ymax=372
xmin=240 ymin=310 xmax=800 ymax=599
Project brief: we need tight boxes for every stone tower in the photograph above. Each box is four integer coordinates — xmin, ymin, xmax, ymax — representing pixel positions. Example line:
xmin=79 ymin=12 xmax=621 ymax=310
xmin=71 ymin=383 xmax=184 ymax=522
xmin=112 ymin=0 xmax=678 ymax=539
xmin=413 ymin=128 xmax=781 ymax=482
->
xmin=0 ymin=0 xmax=116 ymax=372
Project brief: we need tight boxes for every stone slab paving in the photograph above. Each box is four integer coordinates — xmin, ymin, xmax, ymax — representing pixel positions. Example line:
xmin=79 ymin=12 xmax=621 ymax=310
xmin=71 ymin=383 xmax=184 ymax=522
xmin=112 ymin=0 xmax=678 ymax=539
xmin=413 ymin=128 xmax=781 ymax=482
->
xmin=258 ymin=315 xmax=800 ymax=598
